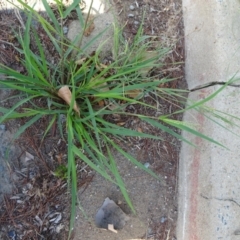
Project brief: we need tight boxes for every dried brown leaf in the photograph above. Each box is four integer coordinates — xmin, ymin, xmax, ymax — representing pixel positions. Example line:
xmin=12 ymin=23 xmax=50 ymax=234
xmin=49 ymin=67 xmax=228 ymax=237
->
xmin=98 ymin=100 xmax=105 ymax=107
xmin=57 ymin=86 xmax=80 ymax=116
xmin=125 ymin=89 xmax=142 ymax=98
xmin=96 ymin=63 xmax=108 ymax=71
xmin=117 ymin=122 xmax=126 ymax=126
xmin=75 ymin=57 xmax=87 ymax=65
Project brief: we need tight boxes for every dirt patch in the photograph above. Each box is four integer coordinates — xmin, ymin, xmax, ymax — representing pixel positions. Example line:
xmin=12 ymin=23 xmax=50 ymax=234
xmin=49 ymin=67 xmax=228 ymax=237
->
xmin=0 ymin=0 xmax=185 ymax=239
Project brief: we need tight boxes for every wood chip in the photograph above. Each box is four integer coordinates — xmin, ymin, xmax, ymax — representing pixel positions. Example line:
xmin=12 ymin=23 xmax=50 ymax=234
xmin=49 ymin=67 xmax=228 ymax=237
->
xmin=108 ymin=224 xmax=118 ymax=233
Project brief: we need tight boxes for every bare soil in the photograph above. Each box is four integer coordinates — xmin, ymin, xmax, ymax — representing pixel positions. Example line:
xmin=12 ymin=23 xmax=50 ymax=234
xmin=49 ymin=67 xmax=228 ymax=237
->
xmin=0 ymin=0 xmax=185 ymax=239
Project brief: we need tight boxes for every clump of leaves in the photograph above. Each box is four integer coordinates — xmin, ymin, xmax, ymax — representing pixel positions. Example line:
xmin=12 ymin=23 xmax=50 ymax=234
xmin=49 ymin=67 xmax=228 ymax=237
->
xmin=0 ymin=0 xmax=230 ymax=238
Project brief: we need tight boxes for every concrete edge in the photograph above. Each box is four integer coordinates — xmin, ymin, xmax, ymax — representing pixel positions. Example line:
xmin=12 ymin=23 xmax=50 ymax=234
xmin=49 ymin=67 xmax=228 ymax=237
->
xmin=177 ymin=0 xmax=240 ymax=239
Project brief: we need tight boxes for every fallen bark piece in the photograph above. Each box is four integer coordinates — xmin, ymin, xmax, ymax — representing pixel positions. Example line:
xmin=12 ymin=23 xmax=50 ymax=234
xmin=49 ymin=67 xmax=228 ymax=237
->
xmin=95 ymin=197 xmax=129 ymax=231
xmin=57 ymin=86 xmax=80 ymax=116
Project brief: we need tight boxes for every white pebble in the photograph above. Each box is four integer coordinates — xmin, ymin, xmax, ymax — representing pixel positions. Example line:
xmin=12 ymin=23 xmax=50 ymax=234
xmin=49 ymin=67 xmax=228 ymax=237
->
xmin=144 ymin=162 xmax=150 ymax=168
xmin=128 ymin=13 xmax=134 ymax=18
xmin=63 ymin=26 xmax=68 ymax=34
xmin=129 ymin=5 xmax=135 ymax=10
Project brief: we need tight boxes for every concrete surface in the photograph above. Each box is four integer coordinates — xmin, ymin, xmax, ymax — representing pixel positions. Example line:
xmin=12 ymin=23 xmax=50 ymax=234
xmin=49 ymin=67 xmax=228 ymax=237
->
xmin=183 ymin=0 xmax=240 ymax=90
xmin=178 ymin=86 xmax=240 ymax=240
xmin=178 ymin=0 xmax=240 ymax=239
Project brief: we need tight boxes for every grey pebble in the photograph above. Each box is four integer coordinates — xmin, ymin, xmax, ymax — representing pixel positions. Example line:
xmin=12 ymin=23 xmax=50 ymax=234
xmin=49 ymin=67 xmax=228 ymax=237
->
xmin=144 ymin=162 xmax=150 ymax=168
xmin=147 ymin=227 xmax=153 ymax=235
xmin=95 ymin=198 xmax=129 ymax=230
xmin=129 ymin=5 xmax=135 ymax=10
xmin=0 ymin=125 xmax=6 ymax=131
xmin=63 ymin=26 xmax=68 ymax=34
xmin=134 ymin=21 xmax=140 ymax=25
xmin=128 ymin=13 xmax=134 ymax=18
xmin=8 ymin=230 xmax=17 ymax=240
xmin=160 ymin=216 xmax=167 ymax=223
xmin=150 ymin=7 xmax=157 ymax=13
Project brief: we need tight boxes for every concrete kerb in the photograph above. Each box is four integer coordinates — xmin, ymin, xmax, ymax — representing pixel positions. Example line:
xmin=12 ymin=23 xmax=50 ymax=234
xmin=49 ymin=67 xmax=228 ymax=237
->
xmin=183 ymin=0 xmax=240 ymax=90
xmin=178 ymin=0 xmax=240 ymax=239
xmin=178 ymin=86 xmax=240 ymax=240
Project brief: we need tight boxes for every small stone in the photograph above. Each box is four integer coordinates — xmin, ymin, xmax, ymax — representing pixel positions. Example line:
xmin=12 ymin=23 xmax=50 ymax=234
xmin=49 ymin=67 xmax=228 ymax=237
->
xmin=8 ymin=230 xmax=17 ymax=240
xmin=128 ymin=13 xmax=134 ymax=18
xmin=0 ymin=124 xmax=6 ymax=131
xmin=129 ymin=5 xmax=135 ymax=10
xmin=150 ymin=7 xmax=157 ymax=13
xmin=134 ymin=21 xmax=140 ymax=25
xmin=160 ymin=216 xmax=167 ymax=223
xmin=95 ymin=197 xmax=129 ymax=230
xmin=147 ymin=227 xmax=153 ymax=235
xmin=63 ymin=26 xmax=68 ymax=34
xmin=144 ymin=162 xmax=150 ymax=168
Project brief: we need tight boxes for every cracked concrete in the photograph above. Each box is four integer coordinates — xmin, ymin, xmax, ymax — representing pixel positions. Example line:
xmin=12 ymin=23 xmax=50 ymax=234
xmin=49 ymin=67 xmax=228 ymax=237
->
xmin=190 ymin=81 xmax=240 ymax=92
xmin=201 ymin=194 xmax=240 ymax=208
xmin=178 ymin=0 xmax=240 ymax=239
xmin=183 ymin=0 xmax=240 ymax=90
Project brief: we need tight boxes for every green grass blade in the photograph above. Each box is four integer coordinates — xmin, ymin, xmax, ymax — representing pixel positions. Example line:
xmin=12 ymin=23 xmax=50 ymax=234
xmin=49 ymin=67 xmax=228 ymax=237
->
xmin=42 ymin=0 xmax=61 ymax=32
xmin=31 ymin=28 xmax=49 ymax=79
xmin=14 ymin=114 xmax=42 ymax=139
xmin=0 ymin=96 xmax=35 ymax=123
xmin=72 ymin=145 xmax=116 ymax=184
xmin=141 ymin=117 xmax=196 ymax=147
xmin=86 ymin=98 xmax=102 ymax=150
xmin=66 ymin=115 xmax=77 ymax=239
xmin=99 ymin=125 xmax=163 ymax=140
xmin=110 ymin=140 xmax=166 ymax=185
xmin=63 ymin=0 xmax=81 ymax=18
xmin=41 ymin=114 xmax=57 ymax=141
xmin=162 ymin=118 xmax=227 ymax=148
xmin=106 ymin=145 xmax=135 ymax=213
